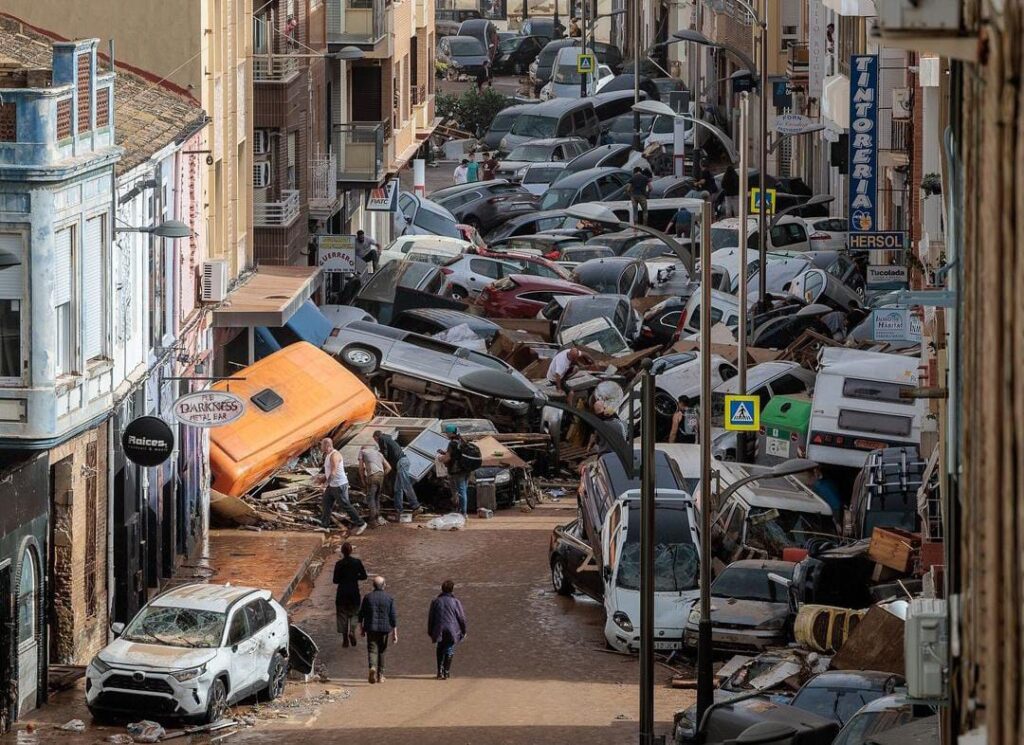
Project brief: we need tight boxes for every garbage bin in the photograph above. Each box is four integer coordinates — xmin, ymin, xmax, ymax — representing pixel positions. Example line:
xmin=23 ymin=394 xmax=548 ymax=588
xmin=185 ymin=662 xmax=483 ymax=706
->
xmin=475 ymin=479 xmax=497 ymax=513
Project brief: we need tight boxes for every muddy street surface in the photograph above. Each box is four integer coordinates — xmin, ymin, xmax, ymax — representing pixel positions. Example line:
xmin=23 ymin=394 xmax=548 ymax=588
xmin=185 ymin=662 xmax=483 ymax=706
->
xmin=4 ymin=502 xmax=690 ymax=745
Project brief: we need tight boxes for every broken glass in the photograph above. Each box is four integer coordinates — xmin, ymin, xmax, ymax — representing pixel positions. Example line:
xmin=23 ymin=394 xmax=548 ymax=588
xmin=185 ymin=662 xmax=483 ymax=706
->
xmin=123 ymin=606 xmax=227 ymax=648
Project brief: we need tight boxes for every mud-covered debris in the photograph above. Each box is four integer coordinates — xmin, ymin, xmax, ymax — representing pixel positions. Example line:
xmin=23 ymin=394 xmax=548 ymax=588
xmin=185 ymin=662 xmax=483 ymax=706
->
xmin=57 ymin=719 xmax=85 ymax=732
xmin=126 ymin=720 xmax=165 ymax=743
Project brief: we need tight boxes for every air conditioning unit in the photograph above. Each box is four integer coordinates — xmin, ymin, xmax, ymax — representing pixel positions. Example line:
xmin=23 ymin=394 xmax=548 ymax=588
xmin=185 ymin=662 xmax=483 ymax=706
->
xmin=904 ymin=597 xmax=948 ymax=701
xmin=253 ymin=129 xmax=270 ymax=155
xmin=201 ymin=259 xmax=228 ymax=303
xmin=253 ymin=161 xmax=271 ymax=188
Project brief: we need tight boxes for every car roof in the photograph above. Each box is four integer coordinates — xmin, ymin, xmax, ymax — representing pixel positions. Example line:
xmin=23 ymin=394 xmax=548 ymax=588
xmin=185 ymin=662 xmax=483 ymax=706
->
xmin=505 ymin=273 xmax=592 ymax=290
xmin=551 ymin=166 xmax=628 ymax=188
xmin=458 ymin=18 xmax=491 ymax=29
xmin=801 ymin=670 xmax=903 ymax=690
xmin=508 ymin=137 xmax=582 ymax=149
xmin=443 ymin=34 xmax=483 ymax=43
xmin=723 ymin=559 xmax=798 ymax=572
xmin=818 ymin=348 xmax=920 ymax=382
xmin=152 ymin=583 xmax=264 ymax=612
xmin=566 ymin=143 xmax=631 ymax=169
xmin=530 ymin=97 xmax=595 ymax=114
xmin=714 ymin=362 xmax=811 ymax=392
xmin=713 ymin=215 xmax=803 ymax=230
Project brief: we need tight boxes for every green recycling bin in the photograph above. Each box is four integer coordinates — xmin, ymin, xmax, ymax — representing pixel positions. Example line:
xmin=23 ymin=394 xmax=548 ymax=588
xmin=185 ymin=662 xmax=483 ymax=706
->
xmin=757 ymin=395 xmax=812 ymax=465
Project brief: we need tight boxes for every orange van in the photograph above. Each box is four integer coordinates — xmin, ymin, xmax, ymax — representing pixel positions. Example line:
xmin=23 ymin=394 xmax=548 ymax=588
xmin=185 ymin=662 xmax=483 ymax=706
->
xmin=209 ymin=341 xmax=377 ymax=497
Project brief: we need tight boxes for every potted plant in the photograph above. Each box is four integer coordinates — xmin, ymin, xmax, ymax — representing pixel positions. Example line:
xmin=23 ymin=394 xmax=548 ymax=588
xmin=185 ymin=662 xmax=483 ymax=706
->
xmin=920 ymin=173 xmax=942 ymax=196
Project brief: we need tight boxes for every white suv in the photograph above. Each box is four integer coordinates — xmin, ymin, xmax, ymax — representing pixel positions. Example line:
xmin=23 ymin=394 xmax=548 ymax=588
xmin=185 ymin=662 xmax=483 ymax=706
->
xmin=86 ymin=584 xmax=296 ymax=723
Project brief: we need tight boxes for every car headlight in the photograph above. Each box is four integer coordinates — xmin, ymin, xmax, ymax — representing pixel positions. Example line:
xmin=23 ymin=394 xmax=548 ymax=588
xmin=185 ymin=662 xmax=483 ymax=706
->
xmin=171 ymin=664 xmax=207 ymax=683
xmin=90 ymin=657 xmax=111 ymax=675
xmin=495 ymin=470 xmax=511 ymax=484
xmin=687 ymin=608 xmax=701 ymax=625
xmin=612 ymin=611 xmax=633 ymax=632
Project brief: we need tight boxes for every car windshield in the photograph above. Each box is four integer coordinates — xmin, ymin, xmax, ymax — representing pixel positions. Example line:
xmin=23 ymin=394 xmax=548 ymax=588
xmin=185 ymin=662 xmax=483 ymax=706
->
xmin=745 ymin=507 xmax=836 ymax=555
xmin=510 ymin=115 xmax=558 ymax=138
xmin=711 ymin=564 xmax=793 ymax=602
xmin=610 ymin=114 xmax=654 ymax=133
xmin=618 ymin=503 xmax=699 ymax=592
xmin=122 ymin=605 xmax=226 ymax=648
xmin=565 ymin=248 xmax=610 ymax=262
xmin=489 ymin=111 xmax=518 ymax=134
xmin=566 ymin=324 xmax=628 ymax=355
xmin=561 ymin=301 xmax=614 ymax=328
xmin=450 ymin=38 xmax=484 ymax=55
xmin=710 ymin=226 xmax=742 ymax=251
xmin=652 ymin=115 xmax=691 ymax=134
xmin=415 ymin=209 xmax=462 ymax=238
xmin=498 ymin=38 xmax=519 ymax=52
xmin=508 ymin=144 xmax=555 ymax=161
xmin=523 ymin=166 xmax=562 ymax=184
xmin=832 ymin=704 xmax=916 ymax=745
xmin=553 ymin=61 xmax=582 ymax=84
xmin=793 ymin=687 xmax=888 ymax=726
xmin=625 ymin=244 xmax=670 ymax=260
xmin=539 ymin=188 xmax=578 ymax=210
xmin=573 ymin=269 xmax=619 ymax=294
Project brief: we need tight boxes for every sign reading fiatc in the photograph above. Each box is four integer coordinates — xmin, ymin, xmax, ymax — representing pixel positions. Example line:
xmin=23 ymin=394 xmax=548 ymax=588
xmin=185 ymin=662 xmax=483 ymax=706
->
xmin=172 ymin=390 xmax=247 ymax=428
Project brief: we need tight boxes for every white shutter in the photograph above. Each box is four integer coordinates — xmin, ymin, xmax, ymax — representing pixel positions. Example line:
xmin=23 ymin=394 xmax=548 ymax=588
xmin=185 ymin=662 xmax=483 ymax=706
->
xmin=0 ymin=233 xmax=23 ymax=299
xmin=82 ymin=214 xmax=104 ymax=359
xmin=54 ymin=226 xmax=72 ymax=306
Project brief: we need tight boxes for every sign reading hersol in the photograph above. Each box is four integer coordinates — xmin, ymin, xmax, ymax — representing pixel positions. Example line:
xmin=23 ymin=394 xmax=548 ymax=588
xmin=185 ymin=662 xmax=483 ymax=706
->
xmin=848 ymin=231 xmax=906 ymax=251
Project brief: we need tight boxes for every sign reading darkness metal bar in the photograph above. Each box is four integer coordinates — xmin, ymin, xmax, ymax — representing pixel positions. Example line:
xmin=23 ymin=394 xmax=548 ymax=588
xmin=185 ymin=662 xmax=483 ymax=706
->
xmin=848 ymin=55 xmax=878 ymax=233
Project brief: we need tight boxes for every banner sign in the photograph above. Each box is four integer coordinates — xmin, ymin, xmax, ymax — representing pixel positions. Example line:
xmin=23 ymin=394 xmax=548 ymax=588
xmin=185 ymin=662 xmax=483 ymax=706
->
xmin=848 ymin=55 xmax=878 ymax=233
xmin=848 ymin=231 xmax=906 ymax=251
xmin=172 ymin=391 xmax=246 ymax=428
xmin=872 ymin=308 xmax=922 ymax=342
xmin=365 ymin=179 xmax=399 ymax=212
xmin=317 ymin=235 xmax=359 ymax=273
xmin=867 ymin=264 xmax=909 ymax=289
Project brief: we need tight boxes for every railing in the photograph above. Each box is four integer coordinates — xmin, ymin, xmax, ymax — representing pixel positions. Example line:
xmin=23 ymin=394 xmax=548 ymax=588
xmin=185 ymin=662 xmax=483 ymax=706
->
xmin=254 ymin=189 xmax=301 ymax=227
xmin=334 ymin=121 xmax=389 ymax=182
xmin=411 ymin=84 xmax=426 ymax=106
xmin=326 ymin=0 xmax=386 ymax=45
xmin=253 ymin=55 xmax=300 ymax=82
xmin=890 ymin=119 xmax=911 ymax=152
xmin=309 ymin=149 xmax=339 ymax=209
xmin=787 ymin=43 xmax=809 ymax=76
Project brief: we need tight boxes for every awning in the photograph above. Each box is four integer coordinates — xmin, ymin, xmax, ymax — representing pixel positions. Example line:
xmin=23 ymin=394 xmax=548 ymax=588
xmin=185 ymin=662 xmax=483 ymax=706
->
xmin=213 ymin=265 xmax=321 ymax=328
xmin=823 ymin=0 xmax=875 ymax=15
xmin=821 ymin=73 xmax=850 ymax=132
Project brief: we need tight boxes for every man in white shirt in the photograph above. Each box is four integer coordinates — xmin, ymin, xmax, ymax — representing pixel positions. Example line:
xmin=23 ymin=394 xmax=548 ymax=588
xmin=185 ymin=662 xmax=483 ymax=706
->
xmin=546 ymin=347 xmax=592 ymax=394
xmin=453 ymin=159 xmax=470 ymax=185
xmin=354 ymin=230 xmax=380 ymax=273
xmin=319 ymin=438 xmax=366 ymax=534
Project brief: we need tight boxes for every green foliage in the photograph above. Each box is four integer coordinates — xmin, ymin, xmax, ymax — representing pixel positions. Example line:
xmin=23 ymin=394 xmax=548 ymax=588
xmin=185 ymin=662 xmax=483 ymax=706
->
xmin=436 ymin=88 xmax=513 ymax=136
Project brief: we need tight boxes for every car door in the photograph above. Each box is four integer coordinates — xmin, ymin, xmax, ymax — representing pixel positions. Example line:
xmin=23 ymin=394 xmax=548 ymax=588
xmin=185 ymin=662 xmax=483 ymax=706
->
xmin=468 ymin=257 xmax=502 ymax=292
xmin=242 ymin=599 xmax=276 ymax=687
xmin=618 ymin=264 xmax=638 ymax=297
xmin=578 ymin=182 xmax=601 ymax=204
xmin=225 ymin=605 xmax=259 ymax=697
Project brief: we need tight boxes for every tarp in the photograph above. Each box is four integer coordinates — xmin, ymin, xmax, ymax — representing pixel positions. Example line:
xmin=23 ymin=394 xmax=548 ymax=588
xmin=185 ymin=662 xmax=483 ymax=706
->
xmin=254 ymin=300 xmax=334 ymax=359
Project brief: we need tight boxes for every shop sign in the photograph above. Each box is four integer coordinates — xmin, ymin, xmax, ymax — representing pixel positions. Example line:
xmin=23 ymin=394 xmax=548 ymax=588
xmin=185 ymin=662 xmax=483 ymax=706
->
xmin=867 ymin=264 xmax=909 ymax=289
xmin=365 ymin=180 xmax=399 ymax=212
xmin=872 ymin=308 xmax=922 ymax=342
xmin=317 ymin=235 xmax=358 ymax=273
xmin=122 ymin=416 xmax=175 ymax=467
xmin=172 ymin=391 xmax=246 ymax=428
xmin=848 ymin=55 xmax=878 ymax=232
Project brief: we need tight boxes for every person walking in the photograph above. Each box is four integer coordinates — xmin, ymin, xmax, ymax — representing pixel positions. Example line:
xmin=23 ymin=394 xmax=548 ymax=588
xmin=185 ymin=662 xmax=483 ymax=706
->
xmin=318 ymin=438 xmax=367 ymax=534
xmin=721 ymin=165 xmax=740 ymax=217
xmin=373 ymin=430 xmax=424 ymax=516
xmin=453 ymin=158 xmax=470 ymax=184
xmin=332 ymin=542 xmax=368 ymax=648
xmin=359 ymin=576 xmax=398 ymax=684
xmin=359 ymin=444 xmax=391 ymax=527
xmin=437 ymin=424 xmax=470 ymax=515
xmin=354 ymin=230 xmax=380 ymax=273
xmin=480 ymin=151 xmax=499 ymax=181
xmin=428 ymin=580 xmax=468 ymax=680
xmin=626 ymin=167 xmax=651 ymax=226
xmin=466 ymin=156 xmax=480 ymax=183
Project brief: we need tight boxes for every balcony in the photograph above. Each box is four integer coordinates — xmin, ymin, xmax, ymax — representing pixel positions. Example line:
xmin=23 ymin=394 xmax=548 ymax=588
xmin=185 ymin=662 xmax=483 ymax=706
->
xmin=787 ymin=43 xmax=809 ymax=79
xmin=334 ymin=121 xmax=391 ymax=183
xmin=254 ymin=189 xmax=301 ymax=227
xmin=326 ymin=0 xmax=387 ymax=47
xmin=309 ymin=149 xmax=341 ymax=220
xmin=253 ymin=55 xmax=300 ymax=83
xmin=411 ymin=84 xmax=426 ymax=107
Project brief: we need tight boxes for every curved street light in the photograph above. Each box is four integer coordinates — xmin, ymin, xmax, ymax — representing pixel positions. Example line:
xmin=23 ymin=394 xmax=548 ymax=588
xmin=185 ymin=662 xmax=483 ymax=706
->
xmin=632 ymin=99 xmax=740 ymax=164
xmin=114 ymin=219 xmax=193 ymax=239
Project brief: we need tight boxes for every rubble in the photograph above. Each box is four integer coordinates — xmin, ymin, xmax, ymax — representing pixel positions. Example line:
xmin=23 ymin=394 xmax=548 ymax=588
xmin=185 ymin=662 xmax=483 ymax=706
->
xmin=125 ymin=720 xmax=164 ymax=743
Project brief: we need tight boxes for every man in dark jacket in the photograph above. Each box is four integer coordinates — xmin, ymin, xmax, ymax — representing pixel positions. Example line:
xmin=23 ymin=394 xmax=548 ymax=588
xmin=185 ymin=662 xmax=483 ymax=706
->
xmin=359 ymin=576 xmax=398 ymax=684
xmin=428 ymin=580 xmax=468 ymax=679
xmin=437 ymin=424 xmax=470 ymax=515
xmin=721 ymin=165 xmax=740 ymax=217
xmin=332 ymin=542 xmax=367 ymax=648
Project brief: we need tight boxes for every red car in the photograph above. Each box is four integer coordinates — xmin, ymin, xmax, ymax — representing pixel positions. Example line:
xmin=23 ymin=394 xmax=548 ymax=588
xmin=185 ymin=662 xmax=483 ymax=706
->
xmin=477 ymin=274 xmax=596 ymax=318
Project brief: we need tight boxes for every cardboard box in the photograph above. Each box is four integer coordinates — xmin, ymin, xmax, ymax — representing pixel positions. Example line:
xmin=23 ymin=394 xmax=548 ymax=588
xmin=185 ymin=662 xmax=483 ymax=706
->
xmin=868 ymin=526 xmax=921 ymax=573
xmin=488 ymin=328 xmax=545 ymax=360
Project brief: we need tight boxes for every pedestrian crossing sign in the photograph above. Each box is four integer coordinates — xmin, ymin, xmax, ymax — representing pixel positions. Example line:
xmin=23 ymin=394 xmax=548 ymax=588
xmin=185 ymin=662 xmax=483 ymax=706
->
xmin=749 ymin=187 xmax=777 ymax=215
xmin=724 ymin=395 xmax=761 ymax=432
xmin=577 ymin=53 xmax=596 ymax=74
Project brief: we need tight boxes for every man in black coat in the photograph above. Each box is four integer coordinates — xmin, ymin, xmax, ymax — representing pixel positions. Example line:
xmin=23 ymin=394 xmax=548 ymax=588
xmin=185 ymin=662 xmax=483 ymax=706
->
xmin=332 ymin=542 xmax=367 ymax=648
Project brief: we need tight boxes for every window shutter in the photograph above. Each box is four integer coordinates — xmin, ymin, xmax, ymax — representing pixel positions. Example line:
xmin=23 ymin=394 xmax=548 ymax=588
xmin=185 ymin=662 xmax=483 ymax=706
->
xmin=54 ymin=227 xmax=72 ymax=306
xmin=0 ymin=233 xmax=23 ymax=299
xmin=82 ymin=215 xmax=104 ymax=359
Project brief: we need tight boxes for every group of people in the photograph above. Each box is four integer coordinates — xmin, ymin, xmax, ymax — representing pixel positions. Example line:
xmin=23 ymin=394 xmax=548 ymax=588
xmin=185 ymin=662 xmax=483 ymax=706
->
xmin=333 ymin=543 xmax=469 ymax=683
xmin=624 ymin=162 xmax=744 ymax=233
xmin=453 ymin=151 xmax=499 ymax=184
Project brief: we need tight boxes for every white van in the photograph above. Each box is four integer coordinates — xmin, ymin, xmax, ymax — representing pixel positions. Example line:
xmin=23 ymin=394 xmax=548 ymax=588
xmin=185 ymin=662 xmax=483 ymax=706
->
xmin=601 ymin=489 xmax=700 ymax=653
xmin=807 ymin=348 xmax=924 ymax=468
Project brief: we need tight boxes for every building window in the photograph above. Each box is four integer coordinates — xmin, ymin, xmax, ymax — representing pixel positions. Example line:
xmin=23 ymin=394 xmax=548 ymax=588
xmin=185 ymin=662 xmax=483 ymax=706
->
xmin=54 ymin=226 xmax=74 ymax=377
xmin=77 ymin=53 xmax=92 ymax=133
xmin=0 ymin=232 xmax=23 ymax=379
xmin=149 ymin=236 xmax=166 ymax=347
xmin=84 ymin=441 xmax=98 ymax=617
xmin=56 ymin=99 xmax=73 ymax=140
xmin=287 ymin=132 xmax=297 ymax=189
xmin=83 ymin=214 xmax=106 ymax=361
xmin=0 ymin=103 xmax=16 ymax=142
xmin=254 ymin=14 xmax=268 ymax=54
xmin=96 ymin=88 xmax=110 ymax=129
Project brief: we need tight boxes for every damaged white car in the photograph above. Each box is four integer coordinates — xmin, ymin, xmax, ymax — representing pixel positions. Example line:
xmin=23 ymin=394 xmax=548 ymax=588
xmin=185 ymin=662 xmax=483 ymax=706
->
xmin=86 ymin=584 xmax=314 ymax=724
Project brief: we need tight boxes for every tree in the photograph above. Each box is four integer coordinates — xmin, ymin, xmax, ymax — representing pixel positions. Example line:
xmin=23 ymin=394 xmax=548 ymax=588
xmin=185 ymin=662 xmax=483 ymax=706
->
xmin=436 ymin=89 xmax=512 ymax=136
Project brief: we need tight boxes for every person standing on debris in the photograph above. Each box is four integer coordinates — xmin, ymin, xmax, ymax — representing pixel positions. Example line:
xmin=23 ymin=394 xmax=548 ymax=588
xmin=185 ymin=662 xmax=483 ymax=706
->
xmin=437 ymin=424 xmax=471 ymax=515
xmin=373 ymin=430 xmax=424 ymax=516
xmin=359 ymin=576 xmax=398 ymax=684
xmin=333 ymin=542 xmax=368 ymax=648
xmin=453 ymin=158 xmax=470 ymax=184
xmin=668 ymin=396 xmax=698 ymax=444
xmin=626 ymin=167 xmax=651 ymax=226
xmin=318 ymin=438 xmax=367 ymax=535
xmin=354 ymin=230 xmax=380 ymax=273
xmin=359 ymin=444 xmax=391 ymax=527
xmin=546 ymin=346 xmax=592 ymax=395
xmin=428 ymin=580 xmax=468 ymax=680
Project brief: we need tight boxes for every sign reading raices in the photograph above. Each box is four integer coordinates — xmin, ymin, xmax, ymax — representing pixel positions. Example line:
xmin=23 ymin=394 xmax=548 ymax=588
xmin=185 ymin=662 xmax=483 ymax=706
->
xmin=172 ymin=391 xmax=247 ymax=428
xmin=848 ymin=55 xmax=878 ymax=233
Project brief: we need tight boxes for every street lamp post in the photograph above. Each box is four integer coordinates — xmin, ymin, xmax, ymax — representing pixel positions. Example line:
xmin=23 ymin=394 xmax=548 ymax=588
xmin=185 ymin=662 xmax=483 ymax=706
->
xmin=631 ymin=0 xmax=641 ymax=150
xmin=697 ymin=196 xmax=714 ymax=725
xmin=736 ymin=90 xmax=750 ymax=461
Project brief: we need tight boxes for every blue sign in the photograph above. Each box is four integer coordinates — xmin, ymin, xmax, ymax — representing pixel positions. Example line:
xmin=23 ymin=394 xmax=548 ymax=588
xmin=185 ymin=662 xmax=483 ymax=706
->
xmin=773 ymin=80 xmax=793 ymax=110
xmin=848 ymin=55 xmax=878 ymax=233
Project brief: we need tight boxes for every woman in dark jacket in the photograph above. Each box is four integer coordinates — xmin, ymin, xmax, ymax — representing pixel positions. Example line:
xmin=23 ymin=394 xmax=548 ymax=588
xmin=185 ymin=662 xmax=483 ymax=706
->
xmin=333 ymin=542 xmax=368 ymax=648
xmin=427 ymin=580 xmax=468 ymax=679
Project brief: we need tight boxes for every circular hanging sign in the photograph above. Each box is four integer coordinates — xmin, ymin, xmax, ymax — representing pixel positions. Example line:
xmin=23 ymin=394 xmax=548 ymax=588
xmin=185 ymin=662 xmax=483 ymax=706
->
xmin=773 ymin=113 xmax=815 ymax=136
xmin=171 ymin=390 xmax=246 ymax=428
xmin=122 ymin=416 xmax=175 ymax=467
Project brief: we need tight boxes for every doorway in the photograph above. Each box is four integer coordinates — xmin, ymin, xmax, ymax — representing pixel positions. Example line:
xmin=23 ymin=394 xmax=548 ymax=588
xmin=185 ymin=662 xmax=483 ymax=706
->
xmin=16 ymin=548 xmax=38 ymax=717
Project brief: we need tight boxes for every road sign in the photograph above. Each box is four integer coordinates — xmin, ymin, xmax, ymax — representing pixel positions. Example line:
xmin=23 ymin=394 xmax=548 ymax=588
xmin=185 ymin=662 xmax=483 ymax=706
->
xmin=848 ymin=231 xmax=906 ymax=251
xmin=724 ymin=395 xmax=761 ymax=432
xmin=577 ymin=53 xmax=596 ymax=74
xmin=750 ymin=187 xmax=777 ymax=215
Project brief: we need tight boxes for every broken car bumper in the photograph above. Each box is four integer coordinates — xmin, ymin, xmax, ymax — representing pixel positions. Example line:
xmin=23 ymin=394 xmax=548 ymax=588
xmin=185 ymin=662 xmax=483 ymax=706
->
xmin=85 ymin=663 xmax=217 ymax=718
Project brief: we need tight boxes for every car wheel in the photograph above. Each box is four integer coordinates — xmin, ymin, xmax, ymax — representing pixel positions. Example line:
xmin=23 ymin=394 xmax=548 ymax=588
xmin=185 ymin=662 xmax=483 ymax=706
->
xmin=551 ymin=556 xmax=574 ymax=596
xmin=654 ymin=391 xmax=678 ymax=418
xmin=342 ymin=346 xmax=379 ymax=374
xmin=261 ymin=652 xmax=287 ymax=702
xmin=204 ymin=678 xmax=228 ymax=724
xmin=449 ymin=285 xmax=470 ymax=301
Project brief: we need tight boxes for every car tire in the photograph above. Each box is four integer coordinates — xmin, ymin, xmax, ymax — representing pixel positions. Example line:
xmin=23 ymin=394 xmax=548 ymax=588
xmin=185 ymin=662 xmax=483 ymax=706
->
xmin=342 ymin=346 xmax=379 ymax=374
xmin=204 ymin=678 xmax=228 ymax=724
xmin=88 ymin=706 xmax=115 ymax=725
xmin=261 ymin=652 xmax=287 ymax=702
xmin=551 ymin=556 xmax=574 ymax=596
xmin=449 ymin=285 xmax=470 ymax=301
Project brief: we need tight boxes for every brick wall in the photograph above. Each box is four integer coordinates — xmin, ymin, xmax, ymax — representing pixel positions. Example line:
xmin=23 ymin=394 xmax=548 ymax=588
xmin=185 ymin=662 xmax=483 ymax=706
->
xmin=48 ymin=422 xmax=109 ymax=665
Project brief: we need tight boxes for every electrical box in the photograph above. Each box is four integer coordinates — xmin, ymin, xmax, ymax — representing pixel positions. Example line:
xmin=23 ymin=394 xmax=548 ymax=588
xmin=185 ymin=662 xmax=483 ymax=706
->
xmin=876 ymin=0 xmax=960 ymax=33
xmin=904 ymin=597 xmax=948 ymax=700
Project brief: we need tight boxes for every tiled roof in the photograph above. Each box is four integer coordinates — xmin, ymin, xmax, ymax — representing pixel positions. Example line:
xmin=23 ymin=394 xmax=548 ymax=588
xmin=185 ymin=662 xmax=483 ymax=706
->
xmin=0 ymin=14 xmax=207 ymax=175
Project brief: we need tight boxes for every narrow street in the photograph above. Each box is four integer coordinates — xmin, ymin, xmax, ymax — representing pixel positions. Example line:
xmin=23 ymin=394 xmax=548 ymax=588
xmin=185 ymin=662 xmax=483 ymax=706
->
xmin=234 ymin=502 xmax=687 ymax=744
